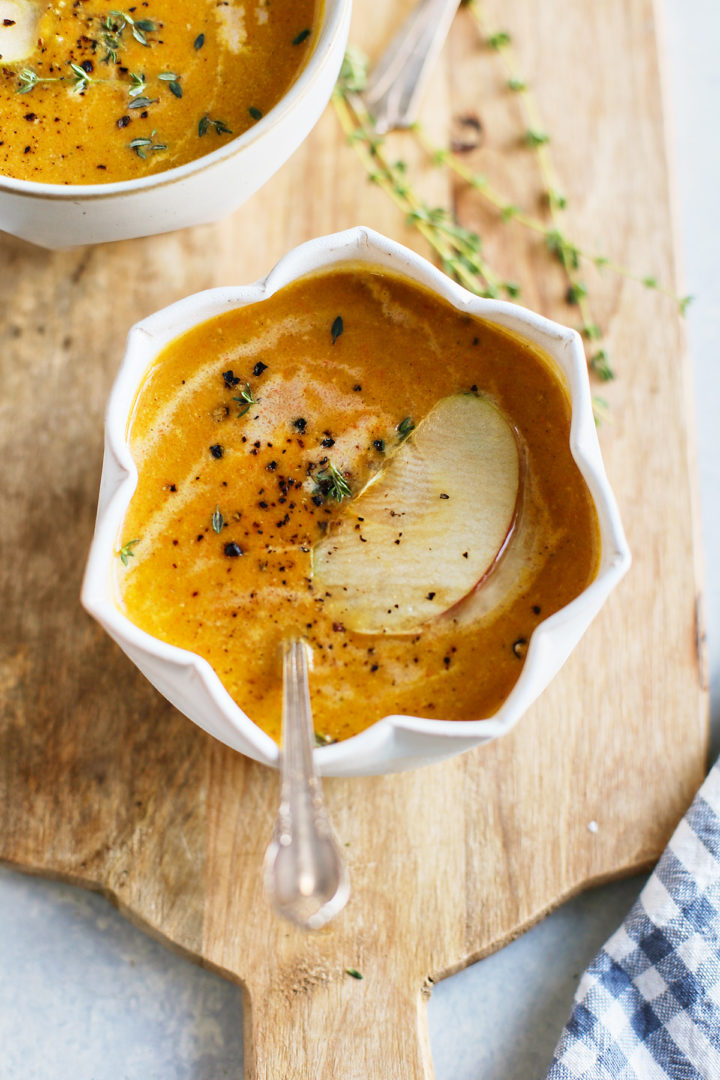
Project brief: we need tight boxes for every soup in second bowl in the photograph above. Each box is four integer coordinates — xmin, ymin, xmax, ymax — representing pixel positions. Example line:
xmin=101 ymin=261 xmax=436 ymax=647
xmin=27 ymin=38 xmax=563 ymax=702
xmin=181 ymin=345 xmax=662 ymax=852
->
xmin=116 ymin=266 xmax=600 ymax=744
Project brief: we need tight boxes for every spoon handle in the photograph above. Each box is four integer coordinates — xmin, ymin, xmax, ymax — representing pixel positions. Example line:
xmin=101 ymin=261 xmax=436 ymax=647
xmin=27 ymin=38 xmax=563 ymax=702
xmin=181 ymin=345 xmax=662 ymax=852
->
xmin=263 ymin=639 xmax=349 ymax=931
xmin=364 ymin=0 xmax=462 ymax=133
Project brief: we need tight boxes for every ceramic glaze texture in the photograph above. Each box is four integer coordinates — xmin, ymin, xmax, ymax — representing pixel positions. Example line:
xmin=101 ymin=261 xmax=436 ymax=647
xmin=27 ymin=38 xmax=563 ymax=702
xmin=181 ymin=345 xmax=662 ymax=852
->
xmin=82 ymin=228 xmax=631 ymax=777
xmin=0 ymin=0 xmax=350 ymax=248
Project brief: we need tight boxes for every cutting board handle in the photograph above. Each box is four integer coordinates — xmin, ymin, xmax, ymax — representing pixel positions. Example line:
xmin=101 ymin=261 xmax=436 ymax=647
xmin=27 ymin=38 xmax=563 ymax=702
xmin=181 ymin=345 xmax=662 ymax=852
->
xmin=244 ymin=975 xmax=435 ymax=1078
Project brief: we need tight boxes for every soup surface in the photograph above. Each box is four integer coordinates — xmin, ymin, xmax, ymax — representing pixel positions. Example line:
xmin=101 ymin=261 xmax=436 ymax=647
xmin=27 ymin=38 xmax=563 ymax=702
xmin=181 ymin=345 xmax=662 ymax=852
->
xmin=0 ymin=0 xmax=317 ymax=184
xmin=118 ymin=266 xmax=601 ymax=744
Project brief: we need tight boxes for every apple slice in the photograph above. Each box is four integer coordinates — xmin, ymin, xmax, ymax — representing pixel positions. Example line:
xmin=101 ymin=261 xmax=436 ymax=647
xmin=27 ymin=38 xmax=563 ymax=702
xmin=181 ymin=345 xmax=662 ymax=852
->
xmin=312 ymin=394 xmax=520 ymax=634
xmin=0 ymin=1 xmax=40 ymax=63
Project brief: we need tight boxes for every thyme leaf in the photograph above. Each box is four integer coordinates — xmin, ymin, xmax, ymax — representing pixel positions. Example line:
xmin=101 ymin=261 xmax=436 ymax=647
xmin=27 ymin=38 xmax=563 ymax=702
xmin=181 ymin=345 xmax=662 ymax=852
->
xmin=331 ymin=315 xmax=344 ymax=344
xmin=199 ymin=114 xmax=233 ymax=137
xmin=397 ymin=417 xmax=415 ymax=442
xmin=129 ymin=130 xmax=167 ymax=158
xmin=345 ymin=968 xmax=363 ymax=980
xmin=232 ymin=383 xmax=256 ymax=417
xmin=158 ymin=71 xmax=182 ymax=97
xmin=16 ymin=68 xmax=42 ymax=93
xmin=128 ymin=72 xmax=146 ymax=97
xmin=69 ymin=62 xmax=92 ymax=93
xmin=132 ymin=19 xmax=155 ymax=46
xmin=566 ymin=282 xmax=588 ymax=306
xmin=488 ymin=30 xmax=511 ymax=49
xmin=590 ymin=349 xmax=614 ymax=382
xmin=314 ymin=462 xmax=352 ymax=502
xmin=293 ymin=28 xmax=311 ymax=45
xmin=525 ymin=128 xmax=550 ymax=147
xmin=118 ymin=538 xmax=140 ymax=566
xmin=194 ymin=32 xmax=205 ymax=50
xmin=129 ymin=95 xmax=158 ymax=109
xmin=212 ymin=507 xmax=224 ymax=534
xmin=128 ymin=97 xmax=158 ymax=111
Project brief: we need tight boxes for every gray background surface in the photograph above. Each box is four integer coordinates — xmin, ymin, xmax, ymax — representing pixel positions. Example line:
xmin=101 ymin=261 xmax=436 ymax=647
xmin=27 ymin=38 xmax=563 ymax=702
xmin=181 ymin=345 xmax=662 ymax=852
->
xmin=1 ymin=1 xmax=718 ymax=1075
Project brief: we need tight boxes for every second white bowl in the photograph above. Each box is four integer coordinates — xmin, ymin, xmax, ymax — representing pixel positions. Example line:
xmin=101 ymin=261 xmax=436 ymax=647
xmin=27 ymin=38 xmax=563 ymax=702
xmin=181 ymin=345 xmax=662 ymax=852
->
xmin=82 ymin=226 xmax=630 ymax=776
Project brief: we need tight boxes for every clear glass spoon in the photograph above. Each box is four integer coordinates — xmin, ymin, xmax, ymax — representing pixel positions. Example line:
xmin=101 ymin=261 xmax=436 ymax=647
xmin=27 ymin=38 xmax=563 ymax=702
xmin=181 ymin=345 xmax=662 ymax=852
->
xmin=263 ymin=638 xmax=350 ymax=930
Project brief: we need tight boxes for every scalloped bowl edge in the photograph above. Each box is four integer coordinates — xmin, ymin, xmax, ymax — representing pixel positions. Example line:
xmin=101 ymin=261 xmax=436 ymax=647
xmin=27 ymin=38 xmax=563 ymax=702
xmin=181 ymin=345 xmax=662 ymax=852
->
xmin=82 ymin=226 xmax=631 ymax=776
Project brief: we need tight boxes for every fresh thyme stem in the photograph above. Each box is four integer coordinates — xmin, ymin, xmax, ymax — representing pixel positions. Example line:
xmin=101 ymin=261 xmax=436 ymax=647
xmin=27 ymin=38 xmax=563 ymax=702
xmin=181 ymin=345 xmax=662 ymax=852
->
xmin=417 ymin=124 xmax=687 ymax=315
xmin=332 ymin=37 xmax=689 ymax=403
xmin=332 ymin=87 xmax=502 ymax=295
xmin=466 ymin=2 xmax=562 ymax=195
xmin=415 ymin=124 xmax=685 ymax=304
xmin=464 ymin=0 xmax=607 ymax=367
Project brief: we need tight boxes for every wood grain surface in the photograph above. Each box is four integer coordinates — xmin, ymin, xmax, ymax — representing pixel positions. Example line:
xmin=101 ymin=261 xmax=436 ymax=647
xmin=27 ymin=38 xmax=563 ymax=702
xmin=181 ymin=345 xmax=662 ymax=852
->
xmin=0 ymin=1 xmax=708 ymax=1076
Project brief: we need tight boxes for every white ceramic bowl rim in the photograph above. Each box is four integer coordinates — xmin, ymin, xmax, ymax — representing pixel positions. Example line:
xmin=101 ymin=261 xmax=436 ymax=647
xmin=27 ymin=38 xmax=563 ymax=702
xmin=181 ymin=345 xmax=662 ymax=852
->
xmin=82 ymin=226 xmax=631 ymax=771
xmin=0 ymin=0 xmax=346 ymax=199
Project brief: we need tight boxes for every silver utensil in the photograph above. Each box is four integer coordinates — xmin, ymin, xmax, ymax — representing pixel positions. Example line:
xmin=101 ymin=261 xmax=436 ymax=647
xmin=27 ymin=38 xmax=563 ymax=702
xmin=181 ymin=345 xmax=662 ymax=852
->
xmin=263 ymin=638 xmax=350 ymax=931
xmin=364 ymin=0 xmax=462 ymax=134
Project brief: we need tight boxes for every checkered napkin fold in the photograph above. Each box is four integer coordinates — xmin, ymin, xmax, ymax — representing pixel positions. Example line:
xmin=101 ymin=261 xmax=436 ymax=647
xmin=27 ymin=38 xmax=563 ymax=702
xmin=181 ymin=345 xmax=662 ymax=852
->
xmin=547 ymin=760 xmax=720 ymax=1080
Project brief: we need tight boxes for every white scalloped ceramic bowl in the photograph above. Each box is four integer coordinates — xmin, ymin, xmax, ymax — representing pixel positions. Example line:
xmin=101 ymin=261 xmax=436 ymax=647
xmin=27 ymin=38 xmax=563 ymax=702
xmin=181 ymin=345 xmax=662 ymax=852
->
xmin=82 ymin=227 xmax=630 ymax=776
xmin=0 ymin=0 xmax=350 ymax=249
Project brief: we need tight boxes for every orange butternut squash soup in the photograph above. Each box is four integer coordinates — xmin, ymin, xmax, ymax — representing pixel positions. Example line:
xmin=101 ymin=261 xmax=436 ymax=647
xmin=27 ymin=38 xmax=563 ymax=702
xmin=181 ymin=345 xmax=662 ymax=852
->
xmin=117 ymin=267 xmax=601 ymax=744
xmin=0 ymin=0 xmax=317 ymax=184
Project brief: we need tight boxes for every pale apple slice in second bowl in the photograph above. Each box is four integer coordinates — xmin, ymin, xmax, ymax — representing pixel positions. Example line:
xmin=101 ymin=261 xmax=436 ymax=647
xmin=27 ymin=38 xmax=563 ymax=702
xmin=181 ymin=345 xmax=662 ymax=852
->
xmin=313 ymin=394 xmax=520 ymax=635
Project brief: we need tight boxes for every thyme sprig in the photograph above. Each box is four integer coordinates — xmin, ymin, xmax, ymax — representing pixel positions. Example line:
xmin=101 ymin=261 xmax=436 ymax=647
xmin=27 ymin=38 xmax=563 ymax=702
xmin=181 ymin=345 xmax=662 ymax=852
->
xmin=233 ymin=383 xmax=256 ymax=417
xmin=466 ymin=4 xmax=688 ymax=354
xmin=16 ymin=64 xmax=107 ymax=94
xmin=118 ymin=538 xmax=140 ymax=566
xmin=16 ymin=63 xmax=174 ymax=113
xmin=332 ymin=55 xmax=510 ymax=299
xmin=414 ymin=125 xmax=611 ymax=378
xmin=464 ymin=1 xmax=606 ymax=372
xmin=314 ymin=462 xmax=352 ymax=502
xmin=331 ymin=39 xmax=688 ymax=398
xmin=100 ymin=10 xmax=156 ymax=63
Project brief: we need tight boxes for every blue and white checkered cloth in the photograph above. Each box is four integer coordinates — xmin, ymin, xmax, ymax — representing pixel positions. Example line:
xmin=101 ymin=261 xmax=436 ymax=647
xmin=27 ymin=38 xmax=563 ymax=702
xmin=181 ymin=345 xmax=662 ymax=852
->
xmin=547 ymin=760 xmax=720 ymax=1079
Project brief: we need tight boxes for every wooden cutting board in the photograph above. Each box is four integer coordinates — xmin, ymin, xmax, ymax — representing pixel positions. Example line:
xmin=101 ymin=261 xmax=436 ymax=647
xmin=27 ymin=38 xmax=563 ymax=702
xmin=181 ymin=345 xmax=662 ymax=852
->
xmin=0 ymin=0 xmax=708 ymax=1075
